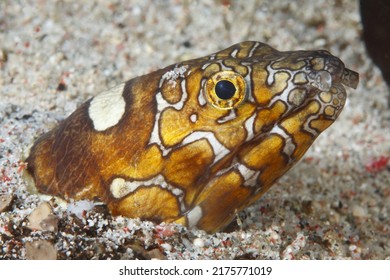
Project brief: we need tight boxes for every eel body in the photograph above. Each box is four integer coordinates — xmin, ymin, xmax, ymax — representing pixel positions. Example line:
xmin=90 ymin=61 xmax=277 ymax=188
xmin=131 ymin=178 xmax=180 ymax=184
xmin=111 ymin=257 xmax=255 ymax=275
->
xmin=24 ymin=41 xmax=359 ymax=233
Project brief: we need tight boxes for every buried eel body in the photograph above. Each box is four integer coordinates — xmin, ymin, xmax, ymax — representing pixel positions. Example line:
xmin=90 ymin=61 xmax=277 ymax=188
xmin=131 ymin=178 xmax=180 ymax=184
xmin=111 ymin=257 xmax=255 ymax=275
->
xmin=24 ymin=41 xmax=359 ymax=233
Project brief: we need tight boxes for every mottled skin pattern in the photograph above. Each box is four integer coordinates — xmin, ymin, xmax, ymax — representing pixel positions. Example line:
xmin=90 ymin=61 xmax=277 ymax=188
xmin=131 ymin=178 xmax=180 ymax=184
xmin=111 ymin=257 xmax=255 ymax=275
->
xmin=24 ymin=41 xmax=359 ymax=233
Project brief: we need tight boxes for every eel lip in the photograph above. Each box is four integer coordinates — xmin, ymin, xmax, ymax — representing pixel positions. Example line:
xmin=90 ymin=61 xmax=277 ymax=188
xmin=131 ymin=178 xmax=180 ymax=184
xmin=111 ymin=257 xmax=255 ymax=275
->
xmin=341 ymin=68 xmax=359 ymax=89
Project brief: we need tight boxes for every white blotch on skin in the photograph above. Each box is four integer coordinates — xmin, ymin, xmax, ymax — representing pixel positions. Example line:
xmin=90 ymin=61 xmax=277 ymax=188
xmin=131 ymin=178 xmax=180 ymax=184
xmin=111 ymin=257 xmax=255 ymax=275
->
xmin=182 ymin=131 xmax=230 ymax=163
xmin=149 ymin=79 xmax=188 ymax=152
xmin=160 ymin=65 xmax=188 ymax=87
xmin=217 ymin=110 xmax=237 ymax=124
xmin=110 ymin=175 xmax=187 ymax=212
xmin=230 ymin=49 xmax=238 ymax=58
xmin=303 ymin=114 xmax=321 ymax=137
xmin=187 ymin=206 xmax=203 ymax=228
xmin=270 ymin=125 xmax=296 ymax=159
xmin=110 ymin=176 xmax=168 ymax=199
xmin=237 ymin=163 xmax=260 ymax=187
xmin=110 ymin=178 xmax=132 ymax=199
xmin=198 ymin=83 xmax=207 ymax=106
xmin=201 ymin=62 xmax=211 ymax=70
xmin=88 ymin=83 xmax=126 ymax=131
xmin=190 ymin=113 xmax=198 ymax=123
xmin=244 ymin=113 xmax=256 ymax=141
xmin=266 ymin=62 xmax=277 ymax=86
xmin=248 ymin=41 xmax=260 ymax=57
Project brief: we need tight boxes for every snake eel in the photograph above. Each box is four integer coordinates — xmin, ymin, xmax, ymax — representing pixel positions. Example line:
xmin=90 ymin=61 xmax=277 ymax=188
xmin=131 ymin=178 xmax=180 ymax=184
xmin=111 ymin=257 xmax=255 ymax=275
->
xmin=24 ymin=41 xmax=359 ymax=233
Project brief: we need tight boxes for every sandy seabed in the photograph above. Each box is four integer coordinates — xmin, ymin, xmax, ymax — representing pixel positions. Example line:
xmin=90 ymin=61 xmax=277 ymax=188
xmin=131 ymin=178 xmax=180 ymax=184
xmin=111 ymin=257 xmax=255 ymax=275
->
xmin=0 ymin=0 xmax=389 ymax=259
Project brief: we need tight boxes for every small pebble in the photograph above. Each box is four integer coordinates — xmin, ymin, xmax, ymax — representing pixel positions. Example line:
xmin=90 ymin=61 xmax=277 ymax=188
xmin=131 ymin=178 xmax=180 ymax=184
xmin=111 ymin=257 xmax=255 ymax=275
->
xmin=25 ymin=240 xmax=57 ymax=260
xmin=193 ymin=238 xmax=204 ymax=248
xmin=66 ymin=200 xmax=95 ymax=219
xmin=27 ymin=202 xmax=58 ymax=232
xmin=352 ymin=204 xmax=369 ymax=218
xmin=160 ymin=243 xmax=172 ymax=251
xmin=146 ymin=248 xmax=167 ymax=260
xmin=0 ymin=49 xmax=7 ymax=63
xmin=0 ymin=194 xmax=13 ymax=213
xmin=181 ymin=237 xmax=193 ymax=249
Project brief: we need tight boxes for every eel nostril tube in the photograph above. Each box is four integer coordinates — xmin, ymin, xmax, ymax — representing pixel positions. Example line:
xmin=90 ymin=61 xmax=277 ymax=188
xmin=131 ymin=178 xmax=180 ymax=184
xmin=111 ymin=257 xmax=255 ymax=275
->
xmin=342 ymin=68 xmax=359 ymax=89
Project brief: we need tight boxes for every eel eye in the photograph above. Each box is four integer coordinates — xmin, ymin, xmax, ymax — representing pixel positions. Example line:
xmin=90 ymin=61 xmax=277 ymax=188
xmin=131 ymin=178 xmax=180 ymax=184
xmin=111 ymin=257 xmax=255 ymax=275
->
xmin=215 ymin=80 xmax=236 ymax=99
xmin=204 ymin=70 xmax=246 ymax=109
